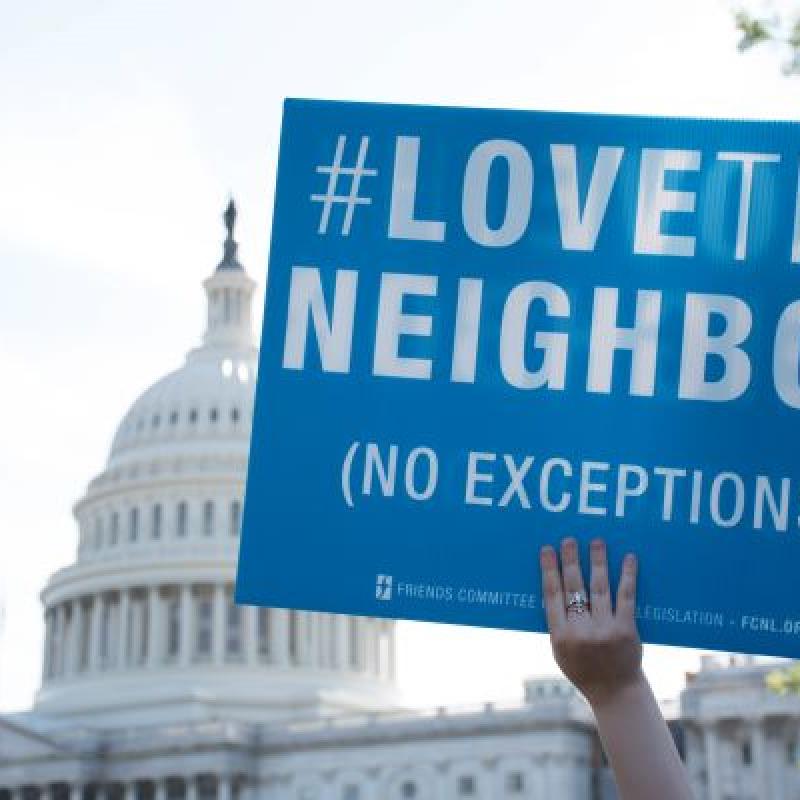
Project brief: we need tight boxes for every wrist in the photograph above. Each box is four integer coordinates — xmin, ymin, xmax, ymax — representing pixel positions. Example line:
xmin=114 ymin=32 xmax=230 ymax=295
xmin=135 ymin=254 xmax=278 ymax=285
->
xmin=584 ymin=669 xmax=649 ymax=712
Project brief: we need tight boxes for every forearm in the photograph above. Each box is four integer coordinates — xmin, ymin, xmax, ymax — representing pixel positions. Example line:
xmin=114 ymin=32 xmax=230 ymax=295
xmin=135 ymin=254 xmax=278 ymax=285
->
xmin=589 ymin=672 xmax=694 ymax=800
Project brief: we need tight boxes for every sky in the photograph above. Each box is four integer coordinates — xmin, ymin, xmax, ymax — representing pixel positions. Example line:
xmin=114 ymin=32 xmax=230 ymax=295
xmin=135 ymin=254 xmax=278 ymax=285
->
xmin=0 ymin=0 xmax=797 ymax=713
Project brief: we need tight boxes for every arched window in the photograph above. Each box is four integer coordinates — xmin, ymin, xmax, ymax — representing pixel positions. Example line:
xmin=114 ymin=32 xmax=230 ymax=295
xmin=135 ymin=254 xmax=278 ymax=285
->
xmin=176 ymin=502 xmax=188 ymax=537
xmin=230 ymin=500 xmax=241 ymax=537
xmin=505 ymin=772 xmax=525 ymax=794
xmin=209 ymin=407 xmax=219 ymax=423
xmin=203 ymin=501 xmax=214 ymax=536
xmin=110 ymin=511 xmax=120 ymax=545
xmin=257 ymin=608 xmax=270 ymax=657
xmin=152 ymin=503 xmax=162 ymax=539
xmin=94 ymin=518 xmax=103 ymax=549
xmin=129 ymin=507 xmax=139 ymax=541
xmin=225 ymin=588 xmax=242 ymax=658
xmin=231 ymin=407 xmax=240 ymax=424
xmin=189 ymin=408 xmax=198 ymax=424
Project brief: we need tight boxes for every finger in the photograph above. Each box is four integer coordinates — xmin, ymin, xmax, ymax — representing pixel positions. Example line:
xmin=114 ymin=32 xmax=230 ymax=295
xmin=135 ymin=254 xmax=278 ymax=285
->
xmin=559 ymin=537 xmax=587 ymax=605
xmin=539 ymin=544 xmax=566 ymax=632
xmin=589 ymin=538 xmax=612 ymax=618
xmin=615 ymin=552 xmax=638 ymax=623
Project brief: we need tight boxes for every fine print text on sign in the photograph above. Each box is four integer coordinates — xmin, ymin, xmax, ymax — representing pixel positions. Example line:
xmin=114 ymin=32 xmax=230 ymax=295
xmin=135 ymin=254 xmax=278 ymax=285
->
xmin=236 ymin=99 xmax=800 ymax=658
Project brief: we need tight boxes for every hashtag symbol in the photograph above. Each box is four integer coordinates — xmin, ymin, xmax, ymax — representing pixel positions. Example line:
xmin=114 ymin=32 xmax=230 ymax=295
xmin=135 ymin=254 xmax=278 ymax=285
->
xmin=310 ymin=135 xmax=378 ymax=235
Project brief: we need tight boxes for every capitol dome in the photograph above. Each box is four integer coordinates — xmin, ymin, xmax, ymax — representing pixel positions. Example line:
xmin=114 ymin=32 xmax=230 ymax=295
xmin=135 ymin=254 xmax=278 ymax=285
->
xmin=34 ymin=201 xmax=399 ymax=727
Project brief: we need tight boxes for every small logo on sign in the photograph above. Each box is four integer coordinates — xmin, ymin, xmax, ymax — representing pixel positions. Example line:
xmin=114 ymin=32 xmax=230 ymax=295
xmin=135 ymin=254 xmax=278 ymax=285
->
xmin=376 ymin=574 xmax=393 ymax=601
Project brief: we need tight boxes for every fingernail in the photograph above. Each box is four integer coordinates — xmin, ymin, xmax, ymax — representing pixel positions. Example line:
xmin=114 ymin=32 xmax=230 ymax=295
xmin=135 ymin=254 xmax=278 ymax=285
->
xmin=625 ymin=553 xmax=637 ymax=568
xmin=591 ymin=538 xmax=605 ymax=549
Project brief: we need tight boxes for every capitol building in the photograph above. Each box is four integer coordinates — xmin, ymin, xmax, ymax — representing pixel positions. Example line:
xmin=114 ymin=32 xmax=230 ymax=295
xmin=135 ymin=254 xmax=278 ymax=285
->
xmin=3 ymin=203 xmax=800 ymax=799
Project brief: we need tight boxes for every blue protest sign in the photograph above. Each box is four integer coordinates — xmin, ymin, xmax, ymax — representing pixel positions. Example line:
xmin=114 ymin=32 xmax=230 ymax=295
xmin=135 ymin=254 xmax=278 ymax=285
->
xmin=236 ymin=98 xmax=800 ymax=657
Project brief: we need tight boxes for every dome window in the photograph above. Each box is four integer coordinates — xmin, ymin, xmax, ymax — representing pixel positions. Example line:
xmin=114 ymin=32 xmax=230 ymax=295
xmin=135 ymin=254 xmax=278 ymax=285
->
xmin=129 ymin=507 xmax=139 ymax=541
xmin=136 ymin=418 xmax=145 ymax=432
xmin=152 ymin=503 xmax=163 ymax=539
xmin=230 ymin=500 xmax=241 ymax=537
xmin=110 ymin=512 xmax=120 ymax=545
xmin=222 ymin=358 xmax=234 ymax=378
xmin=231 ymin=407 xmax=240 ymax=424
xmin=203 ymin=501 xmax=214 ymax=536
xmin=195 ymin=592 xmax=213 ymax=658
xmin=210 ymin=407 xmax=219 ymax=423
xmin=506 ymin=773 xmax=525 ymax=794
xmin=401 ymin=782 xmax=417 ymax=799
xmin=289 ymin=610 xmax=300 ymax=665
xmin=457 ymin=776 xmax=476 ymax=796
xmin=225 ymin=587 xmax=243 ymax=658
xmin=189 ymin=409 xmax=198 ymax=424
xmin=166 ymin=594 xmax=181 ymax=660
xmin=176 ymin=501 xmax=188 ymax=537
xmin=169 ymin=410 xmax=179 ymax=426
xmin=152 ymin=414 xmax=160 ymax=429
xmin=237 ymin=362 xmax=249 ymax=383
xmin=257 ymin=608 xmax=271 ymax=657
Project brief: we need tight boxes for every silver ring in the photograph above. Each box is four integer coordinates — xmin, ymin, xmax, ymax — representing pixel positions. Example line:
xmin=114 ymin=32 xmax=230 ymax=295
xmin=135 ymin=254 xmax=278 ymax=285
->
xmin=566 ymin=591 xmax=590 ymax=615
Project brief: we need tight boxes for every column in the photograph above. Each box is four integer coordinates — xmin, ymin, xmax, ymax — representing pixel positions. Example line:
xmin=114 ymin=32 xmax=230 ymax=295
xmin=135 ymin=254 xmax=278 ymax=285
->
xmin=335 ymin=614 xmax=349 ymax=670
xmin=155 ymin=780 xmax=167 ymax=800
xmin=179 ymin=583 xmax=193 ymax=667
xmin=389 ymin=623 xmax=397 ymax=681
xmin=123 ymin=783 xmax=135 ymax=800
xmin=42 ymin=609 xmax=54 ymax=681
xmin=318 ymin=613 xmax=329 ymax=668
xmin=751 ymin=718 xmax=769 ymax=800
xmin=364 ymin=619 xmax=377 ymax=675
xmin=273 ymin=608 xmax=290 ymax=666
xmin=147 ymin=585 xmax=162 ymax=668
xmin=186 ymin=777 xmax=197 ymax=800
xmin=298 ymin=612 xmax=311 ymax=666
xmin=117 ymin=589 xmax=130 ymax=669
xmin=70 ymin=784 xmax=84 ymax=800
xmin=245 ymin=605 xmax=259 ymax=664
xmin=218 ymin=775 xmax=232 ymax=800
xmin=387 ymin=621 xmax=396 ymax=680
xmin=373 ymin=621 xmax=382 ymax=676
xmin=90 ymin=594 xmax=104 ymax=671
xmin=703 ymin=722 xmax=722 ymax=800
xmin=354 ymin=616 xmax=365 ymax=670
xmin=69 ymin=598 xmax=84 ymax=675
xmin=212 ymin=583 xmax=226 ymax=664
